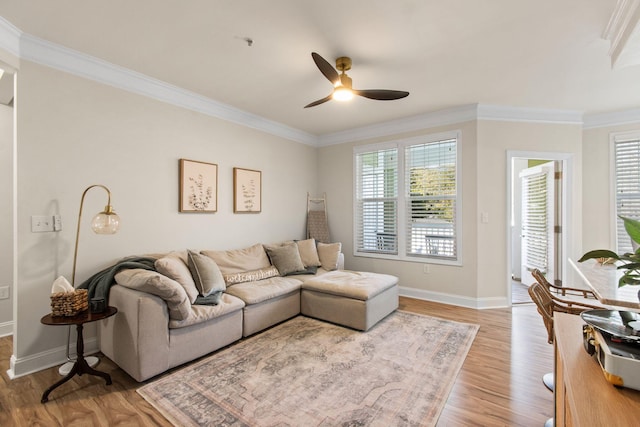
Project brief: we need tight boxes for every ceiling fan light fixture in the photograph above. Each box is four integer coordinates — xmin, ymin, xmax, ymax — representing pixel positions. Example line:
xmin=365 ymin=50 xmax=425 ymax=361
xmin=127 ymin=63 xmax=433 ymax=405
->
xmin=332 ymin=86 xmax=353 ymax=101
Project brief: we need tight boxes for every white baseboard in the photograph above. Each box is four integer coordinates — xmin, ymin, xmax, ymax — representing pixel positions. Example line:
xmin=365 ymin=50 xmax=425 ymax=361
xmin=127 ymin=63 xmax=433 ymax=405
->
xmin=399 ymin=286 xmax=510 ymax=309
xmin=6 ymin=337 xmax=98 ymax=379
xmin=0 ymin=321 xmax=13 ymax=338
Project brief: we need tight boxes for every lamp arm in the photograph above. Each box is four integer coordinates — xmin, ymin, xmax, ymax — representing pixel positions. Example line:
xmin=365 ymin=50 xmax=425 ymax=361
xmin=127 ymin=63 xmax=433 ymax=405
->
xmin=71 ymin=184 xmax=113 ymax=287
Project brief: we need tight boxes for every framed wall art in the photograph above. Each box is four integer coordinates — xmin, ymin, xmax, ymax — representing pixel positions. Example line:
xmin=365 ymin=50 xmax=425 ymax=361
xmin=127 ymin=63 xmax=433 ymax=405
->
xmin=233 ymin=167 xmax=261 ymax=213
xmin=179 ymin=159 xmax=218 ymax=213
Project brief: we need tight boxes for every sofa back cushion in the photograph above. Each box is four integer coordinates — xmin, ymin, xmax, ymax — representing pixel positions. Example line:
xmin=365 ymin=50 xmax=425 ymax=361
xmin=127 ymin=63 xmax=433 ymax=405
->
xmin=114 ymin=269 xmax=191 ymax=321
xmin=201 ymin=243 xmax=271 ymax=275
xmin=155 ymin=252 xmax=199 ymax=303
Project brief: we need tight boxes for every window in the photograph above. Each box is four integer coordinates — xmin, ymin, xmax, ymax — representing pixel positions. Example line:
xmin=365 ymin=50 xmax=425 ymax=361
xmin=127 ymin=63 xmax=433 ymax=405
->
xmin=613 ymin=132 xmax=640 ymax=253
xmin=354 ymin=131 xmax=461 ymax=264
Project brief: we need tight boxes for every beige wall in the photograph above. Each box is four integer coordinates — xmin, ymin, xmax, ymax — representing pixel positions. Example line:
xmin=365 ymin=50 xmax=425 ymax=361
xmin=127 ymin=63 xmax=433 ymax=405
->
xmin=582 ymin=123 xmax=640 ymax=252
xmin=318 ymin=119 xmax=584 ymax=307
xmin=476 ymin=121 xmax=583 ymax=300
xmin=12 ymin=61 xmax=318 ymax=375
xmin=318 ymin=121 xmax=481 ymax=306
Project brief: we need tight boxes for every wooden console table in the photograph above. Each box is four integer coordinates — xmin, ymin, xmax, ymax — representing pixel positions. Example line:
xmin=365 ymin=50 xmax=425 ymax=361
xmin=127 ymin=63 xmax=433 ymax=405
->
xmin=554 ymin=313 xmax=640 ymax=426
xmin=40 ymin=306 xmax=117 ymax=403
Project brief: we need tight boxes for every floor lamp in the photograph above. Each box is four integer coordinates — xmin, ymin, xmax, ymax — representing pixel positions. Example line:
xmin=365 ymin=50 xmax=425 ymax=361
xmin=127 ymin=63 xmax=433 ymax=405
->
xmin=59 ymin=184 xmax=120 ymax=376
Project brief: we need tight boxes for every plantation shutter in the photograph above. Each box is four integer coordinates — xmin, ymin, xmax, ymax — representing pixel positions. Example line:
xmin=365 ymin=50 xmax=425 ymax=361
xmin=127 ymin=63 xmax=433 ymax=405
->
xmin=521 ymin=169 xmax=551 ymax=274
xmin=404 ymin=139 xmax=457 ymax=259
xmin=355 ymin=148 xmax=398 ymax=254
xmin=614 ymin=137 xmax=640 ymax=253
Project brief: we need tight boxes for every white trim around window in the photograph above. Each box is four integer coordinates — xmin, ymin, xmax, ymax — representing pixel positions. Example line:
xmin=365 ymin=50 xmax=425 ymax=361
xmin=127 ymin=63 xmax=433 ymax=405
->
xmin=353 ymin=130 xmax=462 ymax=266
xmin=610 ymin=130 xmax=640 ymax=253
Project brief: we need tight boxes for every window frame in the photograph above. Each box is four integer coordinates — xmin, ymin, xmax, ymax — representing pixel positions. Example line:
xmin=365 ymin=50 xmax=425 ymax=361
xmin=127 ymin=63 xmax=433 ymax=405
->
xmin=353 ymin=131 xmax=462 ymax=266
xmin=610 ymin=130 xmax=640 ymax=253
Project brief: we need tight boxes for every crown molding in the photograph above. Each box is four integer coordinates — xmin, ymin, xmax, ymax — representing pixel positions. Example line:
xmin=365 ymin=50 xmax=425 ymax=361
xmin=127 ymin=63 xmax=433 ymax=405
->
xmin=602 ymin=0 xmax=640 ymax=69
xmin=477 ymin=104 xmax=583 ymax=125
xmin=5 ymin=16 xmax=640 ymax=144
xmin=583 ymin=108 xmax=640 ymax=129
xmin=0 ymin=16 xmax=21 ymax=59
xmin=317 ymin=104 xmax=478 ymax=146
xmin=318 ymin=104 xmax=585 ymax=146
xmin=4 ymin=18 xmax=318 ymax=146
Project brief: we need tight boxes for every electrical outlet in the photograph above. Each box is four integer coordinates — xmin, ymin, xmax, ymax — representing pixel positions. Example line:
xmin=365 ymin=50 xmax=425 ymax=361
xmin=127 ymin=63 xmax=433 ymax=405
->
xmin=423 ymin=264 xmax=430 ymax=274
xmin=0 ymin=286 xmax=9 ymax=300
xmin=31 ymin=215 xmax=54 ymax=232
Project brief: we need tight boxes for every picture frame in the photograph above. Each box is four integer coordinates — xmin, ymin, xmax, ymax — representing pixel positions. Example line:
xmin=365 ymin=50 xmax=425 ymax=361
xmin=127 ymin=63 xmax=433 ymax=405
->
xmin=179 ymin=159 xmax=218 ymax=213
xmin=233 ymin=167 xmax=262 ymax=213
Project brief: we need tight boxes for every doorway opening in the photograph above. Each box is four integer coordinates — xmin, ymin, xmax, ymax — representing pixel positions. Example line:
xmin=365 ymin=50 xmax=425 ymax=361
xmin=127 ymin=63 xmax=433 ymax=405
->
xmin=507 ymin=151 xmax=573 ymax=305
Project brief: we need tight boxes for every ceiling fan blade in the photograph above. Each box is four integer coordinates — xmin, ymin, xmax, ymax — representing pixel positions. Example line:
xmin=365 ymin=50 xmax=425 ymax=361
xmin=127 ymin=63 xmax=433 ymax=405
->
xmin=353 ymin=89 xmax=410 ymax=100
xmin=311 ymin=52 xmax=340 ymax=85
xmin=304 ymin=94 xmax=333 ymax=108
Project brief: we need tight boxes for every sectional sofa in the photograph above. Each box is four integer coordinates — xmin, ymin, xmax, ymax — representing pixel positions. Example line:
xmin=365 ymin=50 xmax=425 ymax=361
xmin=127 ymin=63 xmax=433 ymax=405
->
xmin=98 ymin=239 xmax=399 ymax=382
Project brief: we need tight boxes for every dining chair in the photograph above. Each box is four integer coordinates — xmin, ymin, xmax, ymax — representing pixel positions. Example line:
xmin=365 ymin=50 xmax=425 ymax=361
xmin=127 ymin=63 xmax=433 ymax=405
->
xmin=531 ymin=268 xmax=596 ymax=300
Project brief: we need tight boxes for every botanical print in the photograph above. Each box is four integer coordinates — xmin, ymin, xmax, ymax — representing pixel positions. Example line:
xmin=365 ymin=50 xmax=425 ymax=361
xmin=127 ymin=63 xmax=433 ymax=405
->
xmin=180 ymin=159 xmax=218 ymax=213
xmin=188 ymin=174 xmax=213 ymax=210
xmin=234 ymin=168 xmax=261 ymax=213
xmin=241 ymin=178 xmax=257 ymax=211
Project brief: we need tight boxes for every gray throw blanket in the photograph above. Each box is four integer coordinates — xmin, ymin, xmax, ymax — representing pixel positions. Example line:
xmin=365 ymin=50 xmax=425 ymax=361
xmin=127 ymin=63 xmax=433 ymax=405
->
xmin=78 ymin=256 xmax=157 ymax=301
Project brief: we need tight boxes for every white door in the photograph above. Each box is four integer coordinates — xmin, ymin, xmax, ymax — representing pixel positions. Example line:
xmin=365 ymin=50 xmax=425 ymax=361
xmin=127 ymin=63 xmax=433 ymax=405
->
xmin=520 ymin=162 xmax=555 ymax=286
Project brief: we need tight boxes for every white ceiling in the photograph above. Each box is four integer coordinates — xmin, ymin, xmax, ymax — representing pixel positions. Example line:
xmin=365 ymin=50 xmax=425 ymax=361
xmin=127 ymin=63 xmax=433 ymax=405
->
xmin=1 ymin=0 xmax=639 ymax=136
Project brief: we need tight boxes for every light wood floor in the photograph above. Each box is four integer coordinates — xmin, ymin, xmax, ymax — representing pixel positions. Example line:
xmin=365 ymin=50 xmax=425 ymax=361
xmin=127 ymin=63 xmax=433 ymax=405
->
xmin=1 ymin=297 xmax=554 ymax=426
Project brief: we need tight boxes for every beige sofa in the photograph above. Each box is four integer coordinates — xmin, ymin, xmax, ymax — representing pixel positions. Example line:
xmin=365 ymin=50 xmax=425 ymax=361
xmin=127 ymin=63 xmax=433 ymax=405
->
xmin=98 ymin=240 xmax=398 ymax=382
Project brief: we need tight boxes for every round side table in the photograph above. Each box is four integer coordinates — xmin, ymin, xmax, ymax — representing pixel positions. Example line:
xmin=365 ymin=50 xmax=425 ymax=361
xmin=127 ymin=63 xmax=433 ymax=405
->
xmin=40 ymin=306 xmax=117 ymax=403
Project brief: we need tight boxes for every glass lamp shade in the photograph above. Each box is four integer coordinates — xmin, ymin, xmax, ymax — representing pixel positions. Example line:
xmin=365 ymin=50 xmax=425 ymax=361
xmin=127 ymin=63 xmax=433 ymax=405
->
xmin=332 ymin=86 xmax=353 ymax=102
xmin=91 ymin=207 xmax=120 ymax=234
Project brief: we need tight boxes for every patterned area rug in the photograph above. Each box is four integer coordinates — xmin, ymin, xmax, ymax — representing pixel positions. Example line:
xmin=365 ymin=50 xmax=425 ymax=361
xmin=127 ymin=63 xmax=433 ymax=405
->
xmin=138 ymin=311 xmax=479 ymax=427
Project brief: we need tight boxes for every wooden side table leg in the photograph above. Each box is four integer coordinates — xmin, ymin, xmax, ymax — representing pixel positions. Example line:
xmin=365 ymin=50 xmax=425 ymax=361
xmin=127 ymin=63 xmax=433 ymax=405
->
xmin=41 ymin=360 xmax=79 ymax=403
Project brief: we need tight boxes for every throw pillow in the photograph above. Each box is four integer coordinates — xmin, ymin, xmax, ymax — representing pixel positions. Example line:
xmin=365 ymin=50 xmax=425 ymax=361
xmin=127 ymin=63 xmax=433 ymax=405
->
xmin=264 ymin=241 xmax=306 ymax=276
xmin=317 ymin=242 xmax=342 ymax=271
xmin=187 ymin=250 xmax=226 ymax=297
xmin=114 ymin=269 xmax=191 ymax=321
xmin=201 ymin=243 xmax=271 ymax=275
xmin=155 ymin=252 xmax=199 ymax=303
xmin=295 ymin=238 xmax=321 ymax=268
xmin=223 ymin=266 xmax=280 ymax=285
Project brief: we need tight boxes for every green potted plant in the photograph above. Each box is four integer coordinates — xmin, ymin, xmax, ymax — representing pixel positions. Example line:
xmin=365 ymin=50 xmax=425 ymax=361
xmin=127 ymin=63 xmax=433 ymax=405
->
xmin=578 ymin=216 xmax=640 ymax=287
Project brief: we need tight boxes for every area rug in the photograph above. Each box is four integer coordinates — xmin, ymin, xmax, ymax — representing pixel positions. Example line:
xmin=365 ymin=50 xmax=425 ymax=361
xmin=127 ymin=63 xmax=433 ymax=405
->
xmin=138 ymin=311 xmax=479 ymax=427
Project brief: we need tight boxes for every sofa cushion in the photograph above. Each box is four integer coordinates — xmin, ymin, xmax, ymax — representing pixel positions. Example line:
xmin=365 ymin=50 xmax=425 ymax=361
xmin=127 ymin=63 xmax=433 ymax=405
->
xmin=187 ymin=250 xmax=226 ymax=297
xmin=201 ymin=243 xmax=271 ymax=275
xmin=225 ymin=276 xmax=302 ymax=305
xmin=114 ymin=269 xmax=191 ymax=320
xmin=296 ymin=238 xmax=322 ymax=268
xmin=155 ymin=252 xmax=199 ymax=303
xmin=169 ymin=293 xmax=245 ymax=329
xmin=264 ymin=241 xmax=306 ymax=276
xmin=301 ymin=270 xmax=398 ymax=301
xmin=223 ymin=266 xmax=280 ymax=285
xmin=317 ymin=242 xmax=342 ymax=271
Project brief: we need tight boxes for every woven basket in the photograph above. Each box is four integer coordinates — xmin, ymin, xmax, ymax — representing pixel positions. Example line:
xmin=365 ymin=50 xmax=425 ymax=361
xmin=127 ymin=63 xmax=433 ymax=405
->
xmin=50 ymin=289 xmax=88 ymax=317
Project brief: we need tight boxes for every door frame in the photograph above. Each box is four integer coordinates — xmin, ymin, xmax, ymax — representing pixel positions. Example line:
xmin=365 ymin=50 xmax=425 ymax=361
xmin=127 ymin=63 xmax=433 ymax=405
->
xmin=506 ymin=150 xmax=574 ymax=305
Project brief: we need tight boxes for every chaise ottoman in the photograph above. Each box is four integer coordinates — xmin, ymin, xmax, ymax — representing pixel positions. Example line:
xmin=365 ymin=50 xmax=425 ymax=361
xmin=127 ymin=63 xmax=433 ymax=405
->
xmin=300 ymin=270 xmax=399 ymax=331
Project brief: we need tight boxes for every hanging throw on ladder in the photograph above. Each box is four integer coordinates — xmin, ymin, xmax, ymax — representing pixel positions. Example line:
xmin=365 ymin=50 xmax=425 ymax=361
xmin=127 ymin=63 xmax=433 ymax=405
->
xmin=307 ymin=192 xmax=330 ymax=243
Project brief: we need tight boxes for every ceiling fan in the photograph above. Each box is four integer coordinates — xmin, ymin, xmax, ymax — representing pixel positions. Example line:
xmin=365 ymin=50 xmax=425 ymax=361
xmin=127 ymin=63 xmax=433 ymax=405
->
xmin=304 ymin=52 xmax=410 ymax=108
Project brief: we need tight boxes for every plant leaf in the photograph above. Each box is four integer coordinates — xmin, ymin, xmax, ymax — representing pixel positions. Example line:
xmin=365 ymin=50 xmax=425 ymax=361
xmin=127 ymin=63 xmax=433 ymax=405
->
xmin=577 ymin=250 xmax=620 ymax=262
xmin=619 ymin=215 xmax=640 ymax=244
